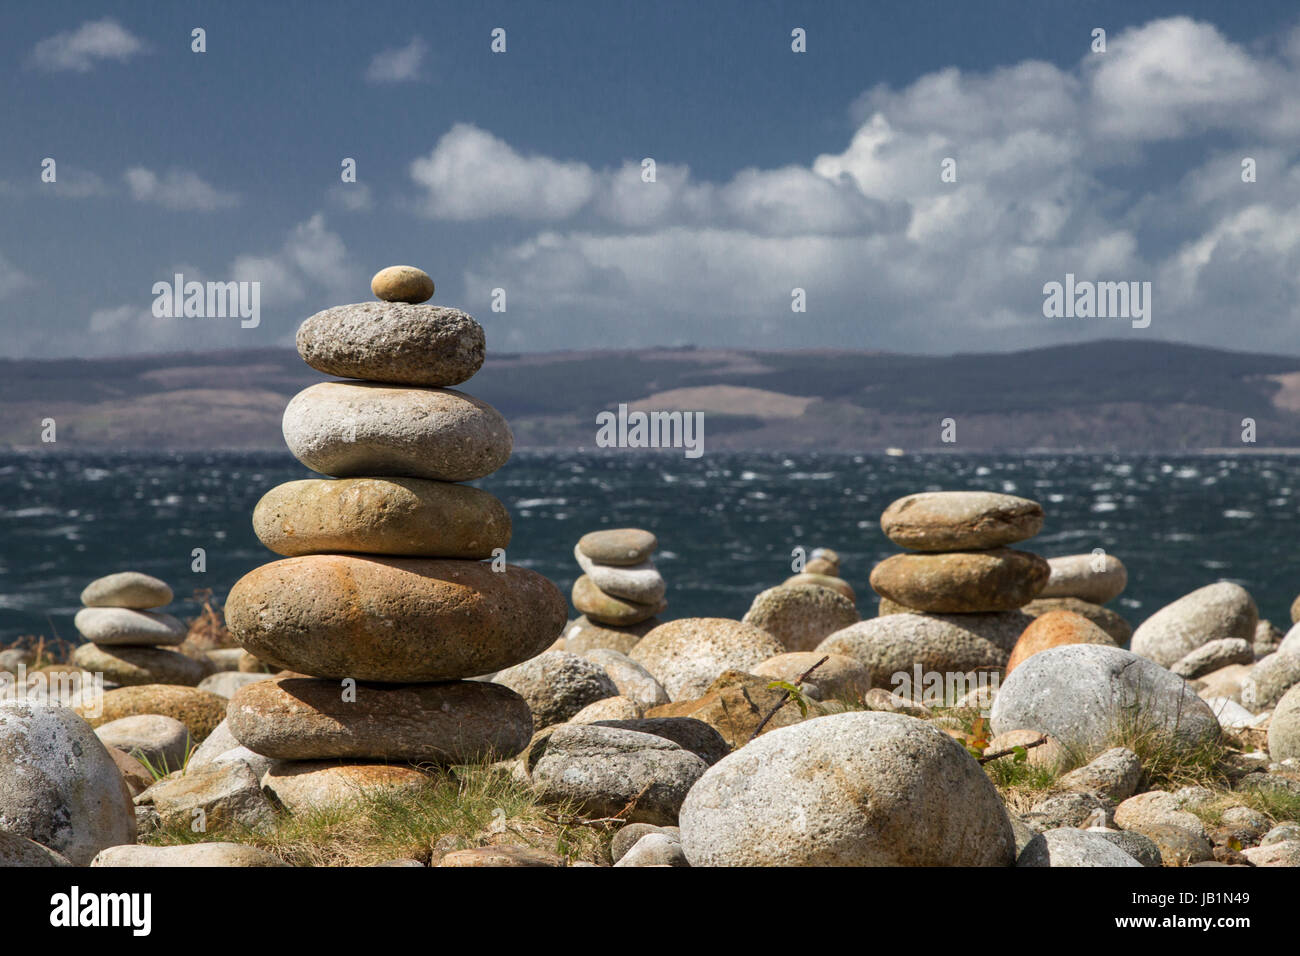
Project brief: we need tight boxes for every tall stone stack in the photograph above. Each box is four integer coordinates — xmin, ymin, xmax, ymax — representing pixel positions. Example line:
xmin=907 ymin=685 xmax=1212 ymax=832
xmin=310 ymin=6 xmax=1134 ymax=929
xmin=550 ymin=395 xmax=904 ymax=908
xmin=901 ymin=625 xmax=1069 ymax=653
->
xmin=71 ymin=572 xmax=206 ymax=686
xmin=223 ymin=265 xmax=567 ymax=812
xmin=564 ymin=529 xmax=666 ymax=655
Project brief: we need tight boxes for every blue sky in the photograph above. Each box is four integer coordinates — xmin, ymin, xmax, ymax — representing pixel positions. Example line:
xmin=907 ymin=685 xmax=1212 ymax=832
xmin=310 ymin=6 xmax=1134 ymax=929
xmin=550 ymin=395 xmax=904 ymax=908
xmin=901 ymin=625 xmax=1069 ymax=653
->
xmin=3 ymin=0 xmax=1299 ymax=358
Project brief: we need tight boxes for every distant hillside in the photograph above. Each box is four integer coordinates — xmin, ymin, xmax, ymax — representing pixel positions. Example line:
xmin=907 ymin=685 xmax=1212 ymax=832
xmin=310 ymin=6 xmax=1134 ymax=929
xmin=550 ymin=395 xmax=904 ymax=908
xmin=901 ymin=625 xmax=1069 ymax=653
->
xmin=3 ymin=340 xmax=1300 ymax=451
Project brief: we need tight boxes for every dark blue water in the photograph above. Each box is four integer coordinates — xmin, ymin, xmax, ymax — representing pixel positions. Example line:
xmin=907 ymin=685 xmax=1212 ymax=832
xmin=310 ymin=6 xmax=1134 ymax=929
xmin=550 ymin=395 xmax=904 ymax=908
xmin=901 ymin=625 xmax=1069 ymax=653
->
xmin=1 ymin=450 xmax=1296 ymax=642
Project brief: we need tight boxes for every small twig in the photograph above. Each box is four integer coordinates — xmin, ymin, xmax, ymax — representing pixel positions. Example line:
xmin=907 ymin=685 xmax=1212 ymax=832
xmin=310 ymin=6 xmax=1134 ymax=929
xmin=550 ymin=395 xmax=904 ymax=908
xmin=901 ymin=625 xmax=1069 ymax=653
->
xmin=747 ymin=655 xmax=829 ymax=744
xmin=977 ymin=735 xmax=1047 ymax=765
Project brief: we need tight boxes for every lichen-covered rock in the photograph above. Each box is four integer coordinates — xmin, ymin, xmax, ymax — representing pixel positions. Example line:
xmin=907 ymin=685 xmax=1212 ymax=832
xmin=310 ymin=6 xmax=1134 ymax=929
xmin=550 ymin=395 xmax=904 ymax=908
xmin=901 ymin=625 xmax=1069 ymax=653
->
xmin=77 ymin=685 xmax=229 ymax=743
xmin=679 ymin=711 xmax=1015 ymax=866
xmin=140 ymin=761 xmax=278 ymax=831
xmin=581 ymin=649 xmax=669 ymax=708
xmin=0 ymin=830 xmax=74 ymax=867
xmin=0 ymin=702 xmax=136 ymax=865
xmin=493 ymin=651 xmax=619 ymax=731
xmin=741 ymin=585 xmax=859 ymax=652
xmin=71 ymin=643 xmax=207 ymax=687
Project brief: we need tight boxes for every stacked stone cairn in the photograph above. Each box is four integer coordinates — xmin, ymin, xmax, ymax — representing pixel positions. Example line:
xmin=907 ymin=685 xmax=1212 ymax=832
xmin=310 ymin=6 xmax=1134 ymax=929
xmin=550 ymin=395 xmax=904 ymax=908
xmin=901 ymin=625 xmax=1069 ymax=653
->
xmin=564 ymin=529 xmax=666 ymax=654
xmin=71 ymin=572 xmax=205 ymax=687
xmin=742 ymin=545 xmax=860 ymax=653
xmin=223 ymin=265 xmax=567 ymax=813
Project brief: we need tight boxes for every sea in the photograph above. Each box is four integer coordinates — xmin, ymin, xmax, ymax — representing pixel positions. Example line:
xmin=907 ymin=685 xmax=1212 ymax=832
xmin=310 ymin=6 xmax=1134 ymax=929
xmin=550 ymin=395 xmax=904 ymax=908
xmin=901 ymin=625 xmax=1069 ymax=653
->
xmin=1 ymin=450 xmax=1296 ymax=643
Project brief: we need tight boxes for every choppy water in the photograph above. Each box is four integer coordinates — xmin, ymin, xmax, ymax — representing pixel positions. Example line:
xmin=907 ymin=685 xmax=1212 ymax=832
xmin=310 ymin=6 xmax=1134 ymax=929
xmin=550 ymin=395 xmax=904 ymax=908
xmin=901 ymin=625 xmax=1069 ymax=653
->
xmin=1 ymin=450 xmax=1296 ymax=642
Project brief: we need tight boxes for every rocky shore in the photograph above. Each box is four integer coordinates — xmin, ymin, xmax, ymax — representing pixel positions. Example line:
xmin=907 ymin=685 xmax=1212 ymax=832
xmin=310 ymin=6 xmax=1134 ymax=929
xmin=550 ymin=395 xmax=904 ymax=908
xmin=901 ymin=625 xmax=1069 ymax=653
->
xmin=2 ymin=273 xmax=1299 ymax=868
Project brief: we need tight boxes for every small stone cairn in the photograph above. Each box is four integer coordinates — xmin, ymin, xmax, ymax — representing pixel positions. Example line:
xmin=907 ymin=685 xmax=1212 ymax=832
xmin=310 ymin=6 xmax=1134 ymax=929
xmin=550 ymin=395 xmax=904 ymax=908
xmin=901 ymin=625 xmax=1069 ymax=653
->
xmin=223 ymin=265 xmax=567 ymax=812
xmin=71 ymin=572 xmax=203 ymax=686
xmin=565 ymin=529 xmax=666 ymax=653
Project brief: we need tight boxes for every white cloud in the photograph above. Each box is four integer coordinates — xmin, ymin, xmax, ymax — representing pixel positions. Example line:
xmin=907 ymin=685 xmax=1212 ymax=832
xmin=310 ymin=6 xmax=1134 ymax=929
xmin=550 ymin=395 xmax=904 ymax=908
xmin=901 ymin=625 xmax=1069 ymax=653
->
xmin=232 ymin=213 xmax=355 ymax=307
xmin=365 ymin=38 xmax=426 ymax=83
xmin=328 ymin=182 xmax=373 ymax=212
xmin=125 ymin=167 xmax=239 ymax=211
xmin=411 ymin=124 xmax=600 ymax=220
xmin=0 ymin=253 xmax=31 ymax=298
xmin=440 ymin=17 xmax=1300 ymax=355
xmin=31 ymin=18 xmax=145 ymax=73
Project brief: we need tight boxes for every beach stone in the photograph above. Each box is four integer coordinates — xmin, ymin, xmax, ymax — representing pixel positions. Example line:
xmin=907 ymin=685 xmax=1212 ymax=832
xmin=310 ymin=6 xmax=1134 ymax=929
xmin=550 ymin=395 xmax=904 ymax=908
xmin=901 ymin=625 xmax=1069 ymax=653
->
xmin=78 ymin=685 xmax=229 ymax=743
xmin=1092 ymin=829 xmax=1164 ymax=867
xmin=1172 ymin=638 xmax=1254 ymax=679
xmin=572 ymin=547 xmax=666 ymax=604
xmin=80 ymin=572 xmax=173 ymax=609
xmin=880 ymin=491 xmax=1044 ymax=552
xmin=141 ymin=761 xmax=277 ymax=831
xmin=1196 ymin=663 xmax=1252 ymax=703
xmin=71 ymin=643 xmax=207 ymax=687
xmin=1130 ymin=581 xmax=1258 ymax=669
xmin=983 ymin=729 xmax=1065 ymax=769
xmin=751 ymin=652 xmax=872 ymax=701
xmin=869 ymin=548 xmax=1050 ymax=613
xmin=93 ymin=715 xmax=191 ymax=771
xmin=615 ymin=832 xmax=689 ymax=867
xmin=611 ymin=823 xmax=679 ymax=863
xmin=298 ymin=303 xmax=488 ymax=388
xmin=1039 ymin=553 xmax=1128 ymax=605
xmin=438 ymin=846 xmax=563 ymax=868
xmin=1263 ymin=823 xmax=1300 ymax=845
xmin=253 ymin=477 xmax=510 ymax=559
xmin=0 ymin=830 xmax=73 ymax=867
xmin=646 ymin=670 xmax=822 ymax=748
xmin=1023 ymin=597 xmax=1133 ymax=645
xmin=1016 ymin=828 xmax=1142 ymax=867
xmin=1243 ymin=840 xmax=1300 ymax=866
xmin=91 ymin=843 xmax=289 ymax=867
xmin=282 ymin=381 xmax=512 ymax=481
xmin=73 ymin=607 xmax=186 ymax=646
xmin=571 ymin=574 xmax=665 ymax=626
xmin=680 ymin=711 xmax=1015 ymax=867
xmin=581 ymin=649 xmax=669 ymax=708
xmin=1255 ymin=620 xmax=1284 ymax=657
xmin=108 ymin=747 xmax=154 ymax=798
xmin=576 ymin=529 xmax=657 ymax=565
xmin=369 ymin=265 xmax=435 ymax=304
xmin=1242 ymin=650 xmax=1300 ymax=710
xmin=782 ymin=572 xmax=856 ymax=603
xmin=1024 ymin=791 xmax=1114 ymax=829
xmin=817 ymin=611 xmax=1031 ymax=690
xmin=228 ymin=677 xmax=532 ymax=762
xmin=493 ymin=651 xmax=619 ymax=731
xmin=237 ymin=650 xmax=273 ymax=674
xmin=991 ymin=644 xmax=1220 ymax=753
xmin=1057 ymin=747 xmax=1143 ymax=802
xmin=1269 ymin=683 xmax=1300 ymax=762
xmin=1114 ymin=791 xmax=1210 ymax=839
xmin=226 ymin=556 xmax=566 ymax=682
xmin=629 ymin=618 xmax=784 ymax=701
xmin=570 ymin=696 xmax=644 ymax=723
xmin=198 ymin=670 xmax=274 ymax=698
xmin=592 ymin=717 xmax=730 ymax=766
xmin=741 ymin=585 xmax=860 ymax=652
xmin=0 ymin=701 xmax=136 ymax=865
xmin=1279 ymin=622 xmax=1300 ymax=656
xmin=1292 ymin=595 xmax=1300 ymax=625
xmin=563 ymin=615 xmax=659 ymax=655
xmin=1005 ymin=610 xmax=1116 ymax=676
xmin=185 ymin=720 xmax=273 ymax=781
xmin=206 ymin=648 xmax=246 ymax=672
xmin=1142 ymin=824 xmax=1215 ymax=865
xmin=528 ymin=724 xmax=708 ymax=826
xmin=262 ymin=760 xmax=436 ymax=813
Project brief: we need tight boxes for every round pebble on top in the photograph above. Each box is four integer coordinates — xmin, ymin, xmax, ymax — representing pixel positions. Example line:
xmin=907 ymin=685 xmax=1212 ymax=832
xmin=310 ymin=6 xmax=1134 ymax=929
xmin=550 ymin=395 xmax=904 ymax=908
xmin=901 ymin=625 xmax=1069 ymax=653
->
xmin=577 ymin=529 xmax=658 ymax=566
xmin=371 ymin=265 xmax=434 ymax=304
xmin=81 ymin=572 xmax=172 ymax=609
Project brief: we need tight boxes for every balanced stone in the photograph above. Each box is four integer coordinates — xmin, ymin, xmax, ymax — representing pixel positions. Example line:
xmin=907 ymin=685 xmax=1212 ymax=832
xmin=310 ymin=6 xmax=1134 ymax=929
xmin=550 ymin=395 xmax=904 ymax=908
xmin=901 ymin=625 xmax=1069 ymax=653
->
xmin=282 ymin=382 xmax=512 ymax=481
xmin=573 ymin=545 xmax=666 ymax=604
xmin=80 ymin=571 xmax=173 ymax=609
xmin=783 ymin=572 xmax=856 ymax=603
xmin=869 ymin=548 xmax=1050 ymax=612
xmin=370 ymin=265 xmax=435 ymax=304
xmin=563 ymin=615 xmax=660 ymax=655
xmin=297 ymin=303 xmax=486 ymax=387
xmin=576 ymin=528 xmax=657 ymax=565
xmin=225 ymin=556 xmax=567 ymax=682
xmin=880 ymin=491 xmax=1044 ymax=551
xmin=73 ymin=607 xmax=186 ymax=646
xmin=71 ymin=643 xmax=207 ymax=686
xmin=742 ymin=584 xmax=859 ymax=652
xmin=253 ymin=477 xmax=511 ymax=558
xmin=227 ymin=677 xmax=532 ymax=762
xmin=261 ymin=760 xmax=437 ymax=813
xmin=572 ymin=574 xmax=665 ymax=626
xmin=1039 ymin=553 xmax=1127 ymax=605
